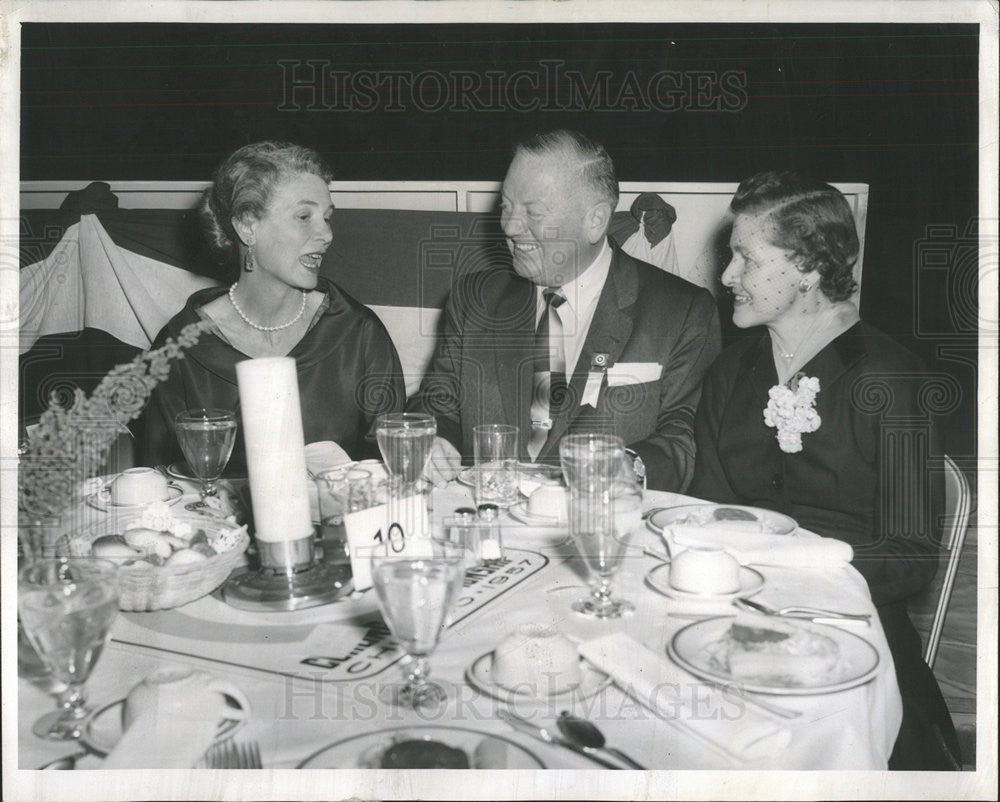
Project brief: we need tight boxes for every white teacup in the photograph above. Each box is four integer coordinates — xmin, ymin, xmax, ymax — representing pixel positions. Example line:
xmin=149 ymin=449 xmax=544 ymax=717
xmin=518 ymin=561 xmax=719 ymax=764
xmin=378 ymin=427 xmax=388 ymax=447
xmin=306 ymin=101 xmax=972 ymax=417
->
xmin=123 ymin=666 xmax=251 ymax=732
xmin=669 ymin=547 xmax=742 ymax=595
xmin=110 ymin=468 xmax=170 ymax=506
xmin=527 ymin=483 xmax=569 ymax=522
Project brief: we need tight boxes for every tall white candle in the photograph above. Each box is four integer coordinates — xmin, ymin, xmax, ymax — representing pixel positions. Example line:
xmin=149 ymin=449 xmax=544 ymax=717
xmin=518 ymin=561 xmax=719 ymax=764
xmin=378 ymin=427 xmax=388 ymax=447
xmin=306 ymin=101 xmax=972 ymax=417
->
xmin=236 ymin=357 xmax=312 ymax=543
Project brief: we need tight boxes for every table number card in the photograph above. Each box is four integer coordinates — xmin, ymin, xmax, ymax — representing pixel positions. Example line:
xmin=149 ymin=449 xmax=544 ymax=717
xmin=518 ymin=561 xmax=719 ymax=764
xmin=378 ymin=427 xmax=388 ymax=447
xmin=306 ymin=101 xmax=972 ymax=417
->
xmin=344 ymin=492 xmax=433 ymax=590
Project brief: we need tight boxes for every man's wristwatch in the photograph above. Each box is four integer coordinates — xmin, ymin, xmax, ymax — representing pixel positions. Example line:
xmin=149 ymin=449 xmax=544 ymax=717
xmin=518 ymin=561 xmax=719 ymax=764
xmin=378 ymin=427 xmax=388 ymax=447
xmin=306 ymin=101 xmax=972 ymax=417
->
xmin=625 ymin=448 xmax=647 ymax=488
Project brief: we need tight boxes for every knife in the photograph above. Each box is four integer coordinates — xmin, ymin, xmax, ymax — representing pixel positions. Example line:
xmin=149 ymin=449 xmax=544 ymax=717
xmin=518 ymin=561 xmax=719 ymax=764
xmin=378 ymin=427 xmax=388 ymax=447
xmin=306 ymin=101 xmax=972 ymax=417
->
xmin=497 ymin=709 xmax=624 ymax=769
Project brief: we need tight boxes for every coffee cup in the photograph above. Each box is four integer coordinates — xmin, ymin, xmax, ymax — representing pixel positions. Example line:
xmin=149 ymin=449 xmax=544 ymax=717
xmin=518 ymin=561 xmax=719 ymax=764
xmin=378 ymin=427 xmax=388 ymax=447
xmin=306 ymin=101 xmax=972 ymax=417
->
xmin=123 ymin=665 xmax=250 ymax=732
xmin=527 ymin=483 xmax=569 ymax=522
xmin=669 ymin=547 xmax=742 ymax=595
xmin=110 ymin=468 xmax=170 ymax=506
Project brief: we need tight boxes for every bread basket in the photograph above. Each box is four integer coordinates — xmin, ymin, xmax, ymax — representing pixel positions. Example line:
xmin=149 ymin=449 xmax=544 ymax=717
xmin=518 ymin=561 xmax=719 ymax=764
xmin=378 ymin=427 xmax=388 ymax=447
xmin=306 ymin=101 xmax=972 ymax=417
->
xmin=59 ymin=514 xmax=250 ymax=611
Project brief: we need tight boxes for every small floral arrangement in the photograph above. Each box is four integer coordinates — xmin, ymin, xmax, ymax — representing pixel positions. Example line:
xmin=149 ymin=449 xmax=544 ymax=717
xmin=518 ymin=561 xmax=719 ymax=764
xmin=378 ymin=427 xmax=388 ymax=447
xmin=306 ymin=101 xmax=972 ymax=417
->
xmin=763 ymin=373 xmax=821 ymax=454
xmin=18 ymin=321 xmax=212 ymax=519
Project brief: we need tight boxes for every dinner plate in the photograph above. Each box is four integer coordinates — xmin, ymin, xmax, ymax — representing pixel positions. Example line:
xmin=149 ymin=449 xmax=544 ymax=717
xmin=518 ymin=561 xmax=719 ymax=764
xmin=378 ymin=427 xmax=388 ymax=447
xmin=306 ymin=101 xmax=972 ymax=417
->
xmin=297 ymin=725 xmax=545 ymax=769
xmin=667 ymin=616 xmax=880 ymax=696
xmin=645 ymin=563 xmax=764 ymax=603
xmin=85 ymin=483 xmax=184 ymax=512
xmin=646 ymin=504 xmax=797 ymax=537
xmin=80 ymin=698 xmax=245 ymax=755
xmin=457 ymin=462 xmax=561 ymax=493
xmin=465 ymin=650 xmax=612 ymax=705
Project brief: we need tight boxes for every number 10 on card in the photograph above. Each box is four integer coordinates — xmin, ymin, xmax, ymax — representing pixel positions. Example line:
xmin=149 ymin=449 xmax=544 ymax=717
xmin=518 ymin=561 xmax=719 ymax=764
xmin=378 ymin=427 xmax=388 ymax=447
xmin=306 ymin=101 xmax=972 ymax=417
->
xmin=345 ymin=480 xmax=433 ymax=590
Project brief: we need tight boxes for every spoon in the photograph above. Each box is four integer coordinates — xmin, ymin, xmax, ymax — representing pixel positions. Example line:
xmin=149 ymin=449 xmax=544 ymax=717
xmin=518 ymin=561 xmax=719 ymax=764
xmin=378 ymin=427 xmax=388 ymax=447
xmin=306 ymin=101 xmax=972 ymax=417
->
xmin=555 ymin=711 xmax=647 ymax=770
xmin=39 ymin=752 xmax=86 ymax=770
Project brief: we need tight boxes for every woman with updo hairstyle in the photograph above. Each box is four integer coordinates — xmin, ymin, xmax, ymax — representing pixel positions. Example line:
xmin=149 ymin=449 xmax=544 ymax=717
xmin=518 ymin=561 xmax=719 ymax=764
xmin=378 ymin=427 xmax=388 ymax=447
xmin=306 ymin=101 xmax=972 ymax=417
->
xmin=689 ymin=171 xmax=960 ymax=769
xmin=139 ymin=141 xmax=404 ymax=470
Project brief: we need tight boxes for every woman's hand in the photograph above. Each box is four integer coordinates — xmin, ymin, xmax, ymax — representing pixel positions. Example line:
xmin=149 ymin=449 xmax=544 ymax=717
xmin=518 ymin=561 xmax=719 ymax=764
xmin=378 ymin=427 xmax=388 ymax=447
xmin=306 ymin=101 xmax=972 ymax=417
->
xmin=425 ymin=436 xmax=461 ymax=487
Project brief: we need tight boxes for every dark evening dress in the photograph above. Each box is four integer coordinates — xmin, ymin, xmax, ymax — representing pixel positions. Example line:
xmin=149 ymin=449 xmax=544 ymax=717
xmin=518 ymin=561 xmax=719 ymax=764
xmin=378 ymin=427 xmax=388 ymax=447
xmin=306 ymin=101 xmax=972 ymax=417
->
xmin=690 ymin=321 xmax=960 ymax=770
xmin=138 ymin=277 xmax=405 ymax=471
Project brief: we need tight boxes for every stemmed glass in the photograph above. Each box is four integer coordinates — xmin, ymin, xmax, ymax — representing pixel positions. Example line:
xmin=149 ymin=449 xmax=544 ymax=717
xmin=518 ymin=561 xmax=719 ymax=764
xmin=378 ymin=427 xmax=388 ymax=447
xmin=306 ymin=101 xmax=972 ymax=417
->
xmin=559 ymin=433 xmax=643 ymax=618
xmin=174 ymin=408 xmax=237 ymax=501
xmin=18 ymin=557 xmax=120 ymax=740
xmin=370 ymin=539 xmax=467 ymax=709
xmin=375 ymin=413 xmax=437 ymax=482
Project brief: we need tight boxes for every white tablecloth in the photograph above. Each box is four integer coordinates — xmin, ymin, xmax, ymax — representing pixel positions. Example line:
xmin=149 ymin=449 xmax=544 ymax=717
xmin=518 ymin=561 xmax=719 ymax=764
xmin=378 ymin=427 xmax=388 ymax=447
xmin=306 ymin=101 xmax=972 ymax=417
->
xmin=17 ymin=486 xmax=902 ymax=772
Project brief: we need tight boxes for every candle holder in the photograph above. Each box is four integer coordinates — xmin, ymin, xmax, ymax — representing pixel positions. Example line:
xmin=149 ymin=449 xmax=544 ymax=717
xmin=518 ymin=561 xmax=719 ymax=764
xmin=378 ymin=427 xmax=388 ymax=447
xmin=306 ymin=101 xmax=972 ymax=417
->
xmin=222 ymin=535 xmax=351 ymax=611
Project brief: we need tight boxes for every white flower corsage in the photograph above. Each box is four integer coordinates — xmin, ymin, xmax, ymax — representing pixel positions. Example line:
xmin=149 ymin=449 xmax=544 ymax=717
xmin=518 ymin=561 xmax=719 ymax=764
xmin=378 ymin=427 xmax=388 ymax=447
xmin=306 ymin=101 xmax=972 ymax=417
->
xmin=763 ymin=374 xmax=821 ymax=453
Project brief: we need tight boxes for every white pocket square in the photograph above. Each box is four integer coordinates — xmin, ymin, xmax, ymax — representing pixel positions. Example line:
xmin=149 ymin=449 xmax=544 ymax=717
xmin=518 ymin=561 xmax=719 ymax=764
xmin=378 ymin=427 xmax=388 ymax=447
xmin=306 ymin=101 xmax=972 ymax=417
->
xmin=607 ymin=362 xmax=662 ymax=386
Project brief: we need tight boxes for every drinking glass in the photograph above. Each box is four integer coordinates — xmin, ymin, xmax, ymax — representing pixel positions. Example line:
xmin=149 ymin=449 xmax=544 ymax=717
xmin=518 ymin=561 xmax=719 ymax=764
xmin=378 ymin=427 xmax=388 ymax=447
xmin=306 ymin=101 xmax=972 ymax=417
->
xmin=315 ymin=467 xmax=373 ymax=568
xmin=473 ymin=424 xmax=520 ymax=507
xmin=559 ymin=433 xmax=626 ymax=495
xmin=18 ymin=558 xmax=120 ymax=740
xmin=375 ymin=413 xmax=436 ymax=482
xmin=370 ymin=539 xmax=467 ymax=709
xmin=174 ymin=408 xmax=237 ymax=500
xmin=559 ymin=434 xmax=641 ymax=618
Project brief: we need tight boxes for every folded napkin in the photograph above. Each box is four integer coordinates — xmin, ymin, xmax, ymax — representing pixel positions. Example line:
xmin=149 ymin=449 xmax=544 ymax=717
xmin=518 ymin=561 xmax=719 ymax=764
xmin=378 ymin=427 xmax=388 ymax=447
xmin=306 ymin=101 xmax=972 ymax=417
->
xmin=579 ymin=633 xmax=792 ymax=762
xmin=101 ymin=708 xmax=218 ymax=769
xmin=669 ymin=528 xmax=853 ymax=568
xmin=304 ymin=440 xmax=352 ymax=476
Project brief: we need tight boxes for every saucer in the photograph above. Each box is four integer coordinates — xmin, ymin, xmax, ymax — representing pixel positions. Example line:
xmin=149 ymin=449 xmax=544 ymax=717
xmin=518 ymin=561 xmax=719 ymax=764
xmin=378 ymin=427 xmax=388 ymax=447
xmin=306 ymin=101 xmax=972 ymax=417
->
xmin=508 ymin=501 xmax=566 ymax=528
xmin=645 ymin=562 xmax=765 ymax=603
xmin=465 ymin=651 xmax=611 ymax=705
xmin=80 ymin=698 xmax=245 ymax=755
xmin=85 ymin=483 xmax=183 ymax=513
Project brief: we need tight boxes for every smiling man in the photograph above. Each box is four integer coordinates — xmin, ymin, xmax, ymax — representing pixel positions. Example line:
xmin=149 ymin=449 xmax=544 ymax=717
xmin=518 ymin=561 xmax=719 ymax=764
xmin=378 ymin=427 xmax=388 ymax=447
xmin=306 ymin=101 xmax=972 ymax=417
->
xmin=410 ymin=130 xmax=721 ymax=492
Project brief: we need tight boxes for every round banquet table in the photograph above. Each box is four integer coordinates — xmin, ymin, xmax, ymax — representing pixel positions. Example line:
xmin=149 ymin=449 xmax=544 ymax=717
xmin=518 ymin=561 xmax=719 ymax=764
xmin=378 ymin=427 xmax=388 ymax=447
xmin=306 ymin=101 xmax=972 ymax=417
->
xmin=17 ymin=480 xmax=903 ymax=772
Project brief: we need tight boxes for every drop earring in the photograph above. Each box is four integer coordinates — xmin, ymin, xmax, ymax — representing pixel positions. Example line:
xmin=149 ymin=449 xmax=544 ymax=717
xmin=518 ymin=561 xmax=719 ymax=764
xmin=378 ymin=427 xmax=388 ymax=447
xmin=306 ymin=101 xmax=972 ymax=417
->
xmin=798 ymin=277 xmax=812 ymax=293
xmin=244 ymin=244 xmax=255 ymax=273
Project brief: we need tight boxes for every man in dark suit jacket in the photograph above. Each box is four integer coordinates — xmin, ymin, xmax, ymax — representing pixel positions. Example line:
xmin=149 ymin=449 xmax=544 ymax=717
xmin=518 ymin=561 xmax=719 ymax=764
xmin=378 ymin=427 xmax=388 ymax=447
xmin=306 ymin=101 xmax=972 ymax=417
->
xmin=409 ymin=130 xmax=720 ymax=492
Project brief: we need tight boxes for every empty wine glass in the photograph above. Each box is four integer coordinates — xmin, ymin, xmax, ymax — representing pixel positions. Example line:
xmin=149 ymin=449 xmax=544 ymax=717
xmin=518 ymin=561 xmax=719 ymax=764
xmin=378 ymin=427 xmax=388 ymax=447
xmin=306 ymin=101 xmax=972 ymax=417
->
xmin=18 ymin=557 xmax=120 ymax=740
xmin=560 ymin=434 xmax=642 ymax=618
xmin=370 ymin=539 xmax=467 ymax=709
xmin=375 ymin=413 xmax=437 ymax=482
xmin=174 ymin=408 xmax=237 ymax=500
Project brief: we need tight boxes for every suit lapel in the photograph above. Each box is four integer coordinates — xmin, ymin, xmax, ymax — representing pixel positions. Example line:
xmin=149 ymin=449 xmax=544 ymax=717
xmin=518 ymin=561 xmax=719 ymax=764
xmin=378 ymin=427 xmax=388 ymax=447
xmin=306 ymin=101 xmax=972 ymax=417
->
xmin=538 ymin=246 xmax=637 ymax=460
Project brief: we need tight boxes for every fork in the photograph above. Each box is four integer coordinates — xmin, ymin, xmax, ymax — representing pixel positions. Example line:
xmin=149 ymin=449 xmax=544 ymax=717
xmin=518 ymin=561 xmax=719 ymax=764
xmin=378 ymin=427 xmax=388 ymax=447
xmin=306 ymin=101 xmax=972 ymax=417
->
xmin=735 ymin=596 xmax=871 ymax=622
xmin=201 ymin=739 xmax=263 ymax=769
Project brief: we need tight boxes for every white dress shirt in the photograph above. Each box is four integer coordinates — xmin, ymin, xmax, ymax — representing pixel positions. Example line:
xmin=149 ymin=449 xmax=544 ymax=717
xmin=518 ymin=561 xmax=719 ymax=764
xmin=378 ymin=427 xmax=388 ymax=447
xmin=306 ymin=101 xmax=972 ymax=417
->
xmin=535 ymin=237 xmax=613 ymax=378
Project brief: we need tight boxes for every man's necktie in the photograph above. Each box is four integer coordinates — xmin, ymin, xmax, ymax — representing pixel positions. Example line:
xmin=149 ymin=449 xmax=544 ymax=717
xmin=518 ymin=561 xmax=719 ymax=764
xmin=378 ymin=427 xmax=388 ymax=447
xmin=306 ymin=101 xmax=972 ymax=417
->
xmin=528 ymin=289 xmax=566 ymax=460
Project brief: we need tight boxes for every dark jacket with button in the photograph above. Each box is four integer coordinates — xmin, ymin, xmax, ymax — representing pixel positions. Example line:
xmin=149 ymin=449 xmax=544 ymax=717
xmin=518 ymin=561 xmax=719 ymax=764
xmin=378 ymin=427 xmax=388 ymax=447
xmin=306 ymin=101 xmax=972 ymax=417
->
xmin=690 ymin=320 xmax=959 ymax=768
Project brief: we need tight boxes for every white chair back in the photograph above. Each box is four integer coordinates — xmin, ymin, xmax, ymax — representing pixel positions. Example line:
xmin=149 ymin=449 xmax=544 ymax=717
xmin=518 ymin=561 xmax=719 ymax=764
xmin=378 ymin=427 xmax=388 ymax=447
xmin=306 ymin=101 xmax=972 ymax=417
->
xmin=924 ymin=455 xmax=972 ymax=669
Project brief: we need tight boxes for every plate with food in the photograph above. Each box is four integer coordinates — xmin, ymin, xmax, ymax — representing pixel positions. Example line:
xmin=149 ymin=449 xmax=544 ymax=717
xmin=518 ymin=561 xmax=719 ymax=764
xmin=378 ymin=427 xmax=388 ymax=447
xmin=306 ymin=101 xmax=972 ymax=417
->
xmin=457 ymin=462 xmax=561 ymax=495
xmin=297 ymin=725 xmax=545 ymax=769
xmin=646 ymin=504 xmax=797 ymax=538
xmin=80 ymin=698 xmax=244 ymax=755
xmin=667 ymin=614 xmax=880 ymax=695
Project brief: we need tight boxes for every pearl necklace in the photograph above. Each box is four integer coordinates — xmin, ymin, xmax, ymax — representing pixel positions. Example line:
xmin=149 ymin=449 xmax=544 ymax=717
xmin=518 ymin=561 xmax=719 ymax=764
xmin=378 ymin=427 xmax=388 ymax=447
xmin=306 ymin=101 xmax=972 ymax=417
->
xmin=228 ymin=283 xmax=307 ymax=332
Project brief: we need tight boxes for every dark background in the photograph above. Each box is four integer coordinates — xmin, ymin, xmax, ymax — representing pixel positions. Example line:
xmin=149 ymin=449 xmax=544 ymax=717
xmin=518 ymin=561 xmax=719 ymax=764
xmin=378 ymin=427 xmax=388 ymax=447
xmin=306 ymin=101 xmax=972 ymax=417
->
xmin=20 ymin=22 xmax=980 ymax=461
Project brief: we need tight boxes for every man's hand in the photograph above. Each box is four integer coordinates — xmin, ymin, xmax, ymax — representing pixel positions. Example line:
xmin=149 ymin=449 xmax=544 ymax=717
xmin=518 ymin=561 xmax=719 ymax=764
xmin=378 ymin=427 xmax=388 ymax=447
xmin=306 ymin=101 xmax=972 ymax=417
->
xmin=425 ymin=436 xmax=462 ymax=487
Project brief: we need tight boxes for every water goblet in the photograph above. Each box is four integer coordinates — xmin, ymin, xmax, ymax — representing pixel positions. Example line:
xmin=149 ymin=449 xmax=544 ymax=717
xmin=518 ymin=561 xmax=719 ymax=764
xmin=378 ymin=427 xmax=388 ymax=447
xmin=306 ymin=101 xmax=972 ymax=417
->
xmin=370 ymin=539 xmax=467 ymax=709
xmin=375 ymin=413 xmax=437 ymax=482
xmin=565 ymin=480 xmax=643 ymax=618
xmin=559 ymin=433 xmax=641 ymax=618
xmin=174 ymin=408 xmax=237 ymax=500
xmin=18 ymin=557 xmax=120 ymax=740
xmin=559 ymin=433 xmax=626 ymax=495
